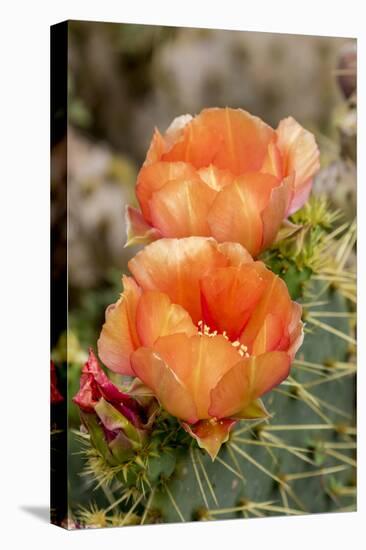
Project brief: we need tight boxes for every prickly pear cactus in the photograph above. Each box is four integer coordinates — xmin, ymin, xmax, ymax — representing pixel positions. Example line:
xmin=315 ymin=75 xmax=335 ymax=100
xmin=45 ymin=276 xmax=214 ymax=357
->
xmin=65 ymin=197 xmax=356 ymax=527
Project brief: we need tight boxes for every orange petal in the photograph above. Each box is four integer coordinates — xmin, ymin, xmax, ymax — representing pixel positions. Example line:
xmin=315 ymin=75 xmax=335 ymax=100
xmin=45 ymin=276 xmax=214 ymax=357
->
xmin=164 ymin=114 xmax=193 ymax=146
xmin=244 ymin=352 xmax=291 ymax=396
xmin=97 ymin=276 xmax=142 ymax=375
xmin=136 ymin=161 xmax=197 ymax=222
xmin=260 ymin=175 xmax=294 ymax=250
xmin=207 ymin=176 xmax=264 ymax=256
xmin=242 ymin=172 xmax=282 ymax=212
xmin=154 ymin=334 xmax=241 ymax=419
xmin=276 ymin=117 xmax=320 ymax=214
xmin=131 ymin=347 xmax=198 ymax=423
xmin=287 ymin=302 xmax=304 ymax=360
xmin=261 ymin=140 xmax=284 ymax=179
xmin=144 ymin=128 xmax=166 ymax=166
xmin=136 ymin=290 xmax=197 ymax=347
xmin=200 ymin=265 xmax=266 ymax=341
xmin=251 ymin=313 xmax=285 ymax=355
xmin=161 ymin=117 xmax=221 ymax=168
xmin=128 ymin=237 xmax=229 ymax=323
xmin=209 ymin=351 xmax=291 ymax=419
xmin=182 ymin=418 xmax=236 ymax=460
xmin=288 ymin=178 xmax=314 ymax=215
xmin=149 ymin=176 xmax=217 ymax=237
xmin=217 ymin=242 xmax=254 ymax=266
xmin=152 ymin=334 xmax=195 ymax=385
xmin=197 ymin=107 xmax=274 ymax=175
xmin=240 ymin=265 xmax=293 ymax=353
xmin=197 ymin=165 xmax=234 ymax=191
xmin=124 ymin=205 xmax=161 ymax=247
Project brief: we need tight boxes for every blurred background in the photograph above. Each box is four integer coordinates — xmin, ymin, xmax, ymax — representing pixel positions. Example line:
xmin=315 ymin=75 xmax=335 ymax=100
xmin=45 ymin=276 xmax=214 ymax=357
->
xmin=52 ymin=19 xmax=357 ymax=429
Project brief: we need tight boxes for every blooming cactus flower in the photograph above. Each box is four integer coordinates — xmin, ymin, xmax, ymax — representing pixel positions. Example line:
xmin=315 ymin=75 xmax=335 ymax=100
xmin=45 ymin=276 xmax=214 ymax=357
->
xmin=73 ymin=349 xmax=149 ymax=465
xmin=126 ymin=107 xmax=320 ymax=256
xmin=98 ymin=237 xmax=303 ymax=459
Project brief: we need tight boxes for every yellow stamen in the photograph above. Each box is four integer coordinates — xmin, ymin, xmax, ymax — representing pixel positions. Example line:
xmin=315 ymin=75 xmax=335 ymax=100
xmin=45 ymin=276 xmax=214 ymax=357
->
xmin=197 ymin=321 xmax=250 ymax=357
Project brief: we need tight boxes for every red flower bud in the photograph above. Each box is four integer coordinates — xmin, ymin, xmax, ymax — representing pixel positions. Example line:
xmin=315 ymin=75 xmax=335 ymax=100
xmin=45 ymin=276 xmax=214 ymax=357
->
xmin=73 ymin=348 xmax=144 ymax=427
xmin=73 ymin=350 xmax=151 ymax=465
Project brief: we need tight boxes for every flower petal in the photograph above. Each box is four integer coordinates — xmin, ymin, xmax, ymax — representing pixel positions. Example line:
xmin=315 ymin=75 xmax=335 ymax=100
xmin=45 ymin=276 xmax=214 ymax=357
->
xmin=287 ymin=302 xmax=304 ymax=360
xmin=130 ymin=347 xmax=198 ymax=423
xmin=261 ymin=140 xmax=284 ymax=179
xmin=207 ymin=176 xmax=264 ymax=255
xmin=240 ymin=265 xmax=294 ymax=353
xmin=182 ymin=418 xmax=236 ymax=460
xmin=164 ymin=114 xmax=193 ymax=146
xmin=217 ymin=242 xmax=254 ymax=266
xmin=73 ymin=375 xmax=97 ymax=413
xmin=124 ymin=205 xmax=161 ymax=247
xmin=128 ymin=237 xmax=229 ymax=323
xmin=251 ymin=313 xmax=285 ymax=355
xmin=73 ymin=349 xmax=144 ymax=425
xmin=245 ymin=172 xmax=282 ymax=212
xmin=149 ymin=176 xmax=217 ymax=237
xmin=260 ymin=175 xmax=294 ymax=250
xmin=197 ymin=165 xmax=234 ymax=191
xmin=197 ymin=107 xmax=274 ymax=175
xmin=161 ymin=117 xmax=221 ymax=168
xmin=136 ymin=290 xmax=197 ymax=347
xmin=144 ymin=128 xmax=166 ymax=165
xmin=136 ymin=161 xmax=197 ymax=222
xmin=97 ymin=276 xmax=142 ymax=375
xmin=153 ymin=334 xmax=241 ymax=418
xmin=82 ymin=349 xmax=126 ymax=400
xmin=276 ymin=117 xmax=320 ymax=214
xmin=94 ymin=398 xmax=146 ymax=449
xmin=209 ymin=351 xmax=291 ymax=419
xmin=200 ymin=265 xmax=266 ymax=341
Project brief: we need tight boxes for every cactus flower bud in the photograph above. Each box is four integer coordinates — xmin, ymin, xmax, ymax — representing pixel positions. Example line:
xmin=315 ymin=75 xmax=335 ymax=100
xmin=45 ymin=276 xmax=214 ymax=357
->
xmin=73 ymin=349 xmax=149 ymax=466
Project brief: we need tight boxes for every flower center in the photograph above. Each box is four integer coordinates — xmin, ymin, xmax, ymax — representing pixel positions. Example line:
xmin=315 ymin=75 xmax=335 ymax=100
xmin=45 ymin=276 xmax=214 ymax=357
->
xmin=197 ymin=320 xmax=249 ymax=358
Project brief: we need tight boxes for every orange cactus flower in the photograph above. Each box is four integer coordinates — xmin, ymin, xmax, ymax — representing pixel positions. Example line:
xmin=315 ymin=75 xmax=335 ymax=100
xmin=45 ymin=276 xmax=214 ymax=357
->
xmin=126 ymin=108 xmax=320 ymax=256
xmin=98 ymin=237 xmax=303 ymax=459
